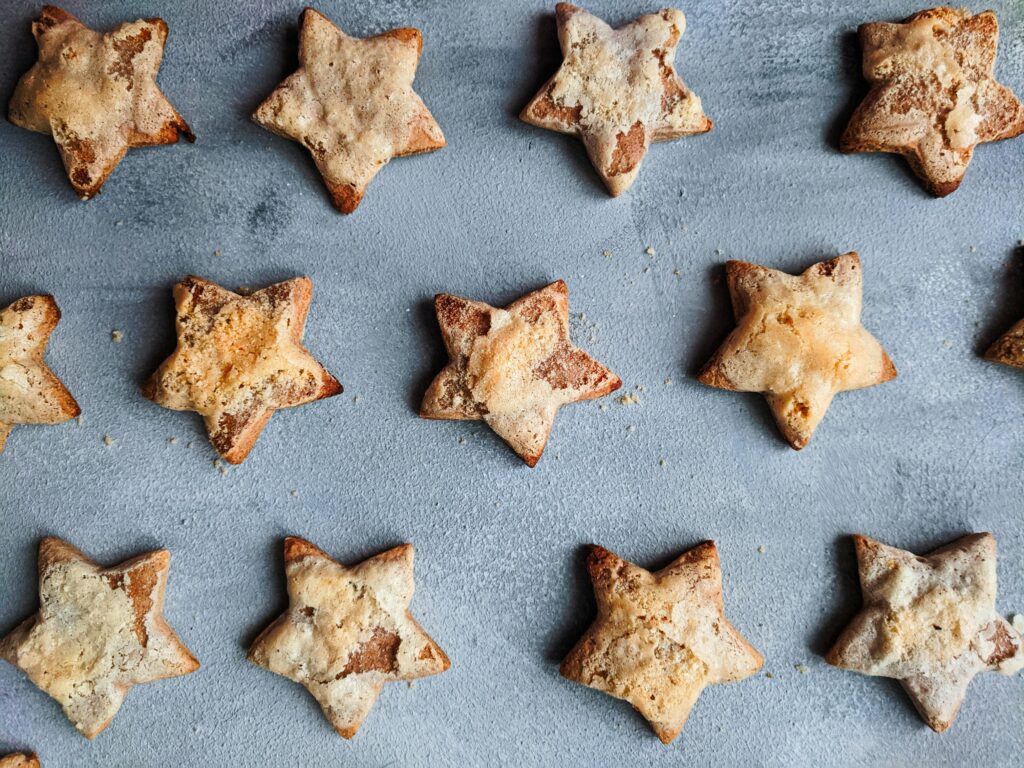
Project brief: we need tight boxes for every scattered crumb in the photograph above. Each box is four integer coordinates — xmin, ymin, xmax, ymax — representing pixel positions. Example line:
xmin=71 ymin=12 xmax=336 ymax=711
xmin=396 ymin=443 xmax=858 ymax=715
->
xmin=715 ymin=248 xmax=722 ymax=256
xmin=111 ymin=330 xmax=123 ymax=343
xmin=626 ymin=425 xmax=636 ymax=432
xmin=598 ymin=404 xmax=607 ymax=411
xmin=794 ymin=663 xmax=809 ymax=674
xmin=168 ymin=436 xmax=177 ymax=445
xmin=458 ymin=436 xmax=466 ymax=445
xmin=659 ymin=458 xmax=667 ymax=466
xmin=942 ymin=339 xmax=953 ymax=349
xmin=213 ymin=459 xmax=228 ymax=476
xmin=115 ymin=220 xmax=124 ymax=227
xmin=290 ymin=489 xmax=298 ymax=497
xmin=673 ymin=269 xmax=682 ymax=277
xmin=663 ymin=378 xmax=672 ymax=385
xmin=643 ymin=267 xmax=650 ymax=274
xmin=186 ymin=441 xmax=193 ymax=449
xmin=213 ymin=249 xmax=221 ymax=257
xmin=635 ymin=384 xmax=645 ymax=392
xmin=644 ymin=246 xmax=656 ymax=256
xmin=407 ymin=681 xmax=415 ymax=689
xmin=757 ymin=545 xmax=766 ymax=554
xmin=76 ymin=415 xmax=84 ymax=426
xmin=353 ymin=395 xmax=361 ymax=404
xmin=765 ymin=672 xmax=774 ymax=679
xmin=602 ymin=249 xmax=613 ymax=258
xmin=102 ymin=435 xmax=114 ymax=446
xmin=617 ymin=393 xmax=640 ymax=405
xmin=969 ymin=245 xmax=977 ymax=253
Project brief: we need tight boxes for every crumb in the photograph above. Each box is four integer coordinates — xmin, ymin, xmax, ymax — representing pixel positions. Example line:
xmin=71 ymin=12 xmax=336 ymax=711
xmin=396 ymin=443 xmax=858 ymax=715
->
xmin=76 ymin=415 xmax=84 ymax=426
xmin=186 ymin=441 xmax=193 ymax=449
xmin=290 ymin=489 xmax=298 ymax=497
xmin=643 ymin=267 xmax=650 ymax=274
xmin=168 ymin=436 xmax=177 ymax=445
xmin=969 ymin=245 xmax=977 ymax=253
xmin=102 ymin=435 xmax=114 ymax=446
xmin=111 ymin=330 xmax=123 ymax=343
xmin=578 ymin=312 xmax=586 ymax=321
xmin=458 ymin=436 xmax=466 ymax=445
xmin=645 ymin=246 xmax=656 ymax=256
xmin=659 ymin=458 xmax=667 ymax=466
xmin=218 ymin=464 xmax=228 ymax=476
xmin=616 ymin=393 xmax=640 ymax=405
xmin=942 ymin=339 xmax=952 ymax=349
xmin=353 ymin=394 xmax=361 ymax=404
xmin=635 ymin=384 xmax=645 ymax=392
xmin=602 ymin=249 xmax=613 ymax=258
xmin=115 ymin=220 xmax=124 ymax=227
xmin=626 ymin=424 xmax=636 ymax=432
xmin=663 ymin=378 xmax=672 ymax=385
xmin=757 ymin=545 xmax=766 ymax=554
xmin=213 ymin=249 xmax=221 ymax=257
xmin=765 ymin=672 xmax=774 ymax=679
xmin=407 ymin=681 xmax=415 ymax=689
xmin=794 ymin=663 xmax=809 ymax=674
xmin=598 ymin=404 xmax=607 ymax=411
xmin=673 ymin=269 xmax=681 ymax=277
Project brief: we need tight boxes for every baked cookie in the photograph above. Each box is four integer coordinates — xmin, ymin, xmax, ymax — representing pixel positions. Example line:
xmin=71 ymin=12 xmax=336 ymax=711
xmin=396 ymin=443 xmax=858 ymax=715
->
xmin=521 ymin=3 xmax=711 ymax=196
xmin=420 ymin=280 xmax=621 ymax=466
xmin=826 ymin=533 xmax=1023 ymax=732
xmin=0 ymin=538 xmax=200 ymax=739
xmin=248 ymin=537 xmax=450 ymax=739
xmin=8 ymin=5 xmax=193 ymax=199
xmin=562 ymin=542 xmax=763 ymax=744
xmin=984 ymin=317 xmax=1024 ymax=368
xmin=841 ymin=7 xmax=1024 ymax=197
xmin=698 ymin=253 xmax=896 ymax=450
xmin=0 ymin=295 xmax=80 ymax=455
xmin=253 ymin=7 xmax=445 ymax=214
xmin=0 ymin=755 xmax=40 ymax=768
xmin=142 ymin=276 xmax=341 ymax=464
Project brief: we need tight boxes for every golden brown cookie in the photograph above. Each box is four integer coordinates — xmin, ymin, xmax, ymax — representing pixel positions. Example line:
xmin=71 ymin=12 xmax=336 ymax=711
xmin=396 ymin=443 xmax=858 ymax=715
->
xmin=253 ymin=7 xmax=445 ymax=214
xmin=698 ymin=253 xmax=896 ymax=450
xmin=0 ymin=754 xmax=40 ymax=768
xmin=561 ymin=542 xmax=763 ymax=744
xmin=248 ymin=537 xmax=450 ymax=739
xmin=985 ymin=317 xmax=1024 ymax=368
xmin=841 ymin=7 xmax=1024 ymax=196
xmin=420 ymin=280 xmax=620 ymax=466
xmin=8 ymin=5 xmax=193 ymax=199
xmin=0 ymin=538 xmax=200 ymax=739
xmin=142 ymin=276 xmax=341 ymax=464
xmin=521 ymin=3 xmax=711 ymax=196
xmin=826 ymin=533 xmax=1024 ymax=732
xmin=0 ymin=295 xmax=80 ymax=455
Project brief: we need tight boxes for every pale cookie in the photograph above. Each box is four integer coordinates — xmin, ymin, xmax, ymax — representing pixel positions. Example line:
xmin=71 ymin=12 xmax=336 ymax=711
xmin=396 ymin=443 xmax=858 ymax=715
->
xmin=0 ymin=295 xmax=80 ymax=455
xmin=0 ymin=538 xmax=200 ymax=739
xmin=142 ymin=276 xmax=341 ymax=464
xmin=248 ymin=537 xmax=450 ymax=739
xmin=985 ymin=317 xmax=1024 ymax=368
xmin=698 ymin=253 xmax=896 ymax=450
xmin=521 ymin=3 xmax=711 ymax=196
xmin=253 ymin=7 xmax=445 ymax=214
xmin=8 ymin=5 xmax=193 ymax=199
xmin=826 ymin=533 xmax=1024 ymax=732
xmin=841 ymin=7 xmax=1024 ymax=197
xmin=0 ymin=754 xmax=40 ymax=768
xmin=420 ymin=280 xmax=621 ymax=466
xmin=561 ymin=542 xmax=764 ymax=744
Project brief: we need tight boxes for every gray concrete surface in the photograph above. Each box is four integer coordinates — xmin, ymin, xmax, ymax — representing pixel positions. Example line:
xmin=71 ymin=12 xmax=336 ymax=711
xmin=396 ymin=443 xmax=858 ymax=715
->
xmin=1 ymin=1 xmax=1023 ymax=765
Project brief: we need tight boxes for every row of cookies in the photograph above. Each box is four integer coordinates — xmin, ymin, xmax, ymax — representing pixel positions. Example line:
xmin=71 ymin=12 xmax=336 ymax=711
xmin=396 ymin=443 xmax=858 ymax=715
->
xmin=4 ymin=253 xmax=1024 ymax=464
xmin=8 ymin=5 xmax=1023 ymax=209
xmin=2 ymin=531 xmax=1021 ymax=750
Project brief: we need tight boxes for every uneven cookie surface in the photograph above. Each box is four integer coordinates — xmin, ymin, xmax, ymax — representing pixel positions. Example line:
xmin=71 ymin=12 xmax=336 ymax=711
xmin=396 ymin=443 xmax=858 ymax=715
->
xmin=826 ymin=533 xmax=1024 ymax=732
xmin=698 ymin=253 xmax=896 ymax=449
xmin=420 ymin=280 xmax=620 ymax=466
xmin=0 ymin=754 xmax=40 ymax=768
xmin=253 ymin=7 xmax=445 ymax=213
xmin=842 ymin=7 xmax=1024 ymax=196
xmin=0 ymin=538 xmax=200 ymax=739
xmin=521 ymin=3 xmax=710 ymax=196
xmin=8 ymin=5 xmax=193 ymax=199
xmin=985 ymin=317 xmax=1024 ymax=368
xmin=0 ymin=295 xmax=80 ymax=454
xmin=561 ymin=542 xmax=763 ymax=744
xmin=143 ymin=276 xmax=341 ymax=464
xmin=248 ymin=537 xmax=450 ymax=739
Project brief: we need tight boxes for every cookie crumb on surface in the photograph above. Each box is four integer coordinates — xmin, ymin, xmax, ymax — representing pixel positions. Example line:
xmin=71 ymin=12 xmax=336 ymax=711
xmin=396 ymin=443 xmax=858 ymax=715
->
xmin=213 ymin=249 xmax=221 ymax=257
xmin=168 ymin=436 xmax=177 ymax=445
xmin=102 ymin=435 xmax=114 ymax=446
xmin=602 ymin=249 xmax=612 ymax=258
xmin=794 ymin=663 xmax=809 ymax=674
xmin=645 ymin=246 xmax=656 ymax=256
xmin=765 ymin=672 xmax=774 ymax=679
xmin=111 ymin=330 xmax=123 ymax=343
xmin=757 ymin=545 xmax=766 ymax=554
xmin=617 ymin=393 xmax=640 ymax=406
xmin=659 ymin=458 xmax=667 ymax=466
xmin=626 ymin=424 xmax=636 ymax=432
xmin=290 ymin=489 xmax=298 ymax=497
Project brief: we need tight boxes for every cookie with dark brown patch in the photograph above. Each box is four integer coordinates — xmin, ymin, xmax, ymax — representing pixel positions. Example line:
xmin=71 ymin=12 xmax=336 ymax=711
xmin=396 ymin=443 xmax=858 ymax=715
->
xmin=985 ymin=317 xmax=1024 ymax=368
xmin=841 ymin=7 xmax=1024 ymax=196
xmin=0 ymin=294 xmax=80 ymax=455
xmin=420 ymin=280 xmax=621 ymax=466
xmin=521 ymin=3 xmax=711 ymax=196
xmin=8 ymin=5 xmax=193 ymax=199
xmin=253 ymin=8 xmax=444 ymax=214
xmin=0 ymin=538 xmax=200 ymax=739
xmin=248 ymin=537 xmax=450 ymax=739
xmin=142 ymin=276 xmax=341 ymax=464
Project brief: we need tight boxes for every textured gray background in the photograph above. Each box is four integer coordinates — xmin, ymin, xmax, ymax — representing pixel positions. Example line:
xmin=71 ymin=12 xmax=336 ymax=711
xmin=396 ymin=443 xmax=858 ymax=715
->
xmin=1 ymin=0 xmax=1023 ymax=765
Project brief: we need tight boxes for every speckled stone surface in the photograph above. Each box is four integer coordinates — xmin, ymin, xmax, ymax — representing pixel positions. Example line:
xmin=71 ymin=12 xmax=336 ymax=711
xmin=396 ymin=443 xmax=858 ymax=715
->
xmin=1 ymin=1 xmax=1023 ymax=765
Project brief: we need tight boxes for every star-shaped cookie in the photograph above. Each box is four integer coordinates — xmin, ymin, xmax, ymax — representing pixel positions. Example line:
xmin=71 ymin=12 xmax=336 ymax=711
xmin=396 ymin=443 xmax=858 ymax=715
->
xmin=826 ymin=533 xmax=1024 ymax=732
xmin=562 ymin=542 xmax=763 ymax=744
xmin=521 ymin=3 xmax=711 ymax=196
xmin=984 ymin=316 xmax=1024 ymax=369
xmin=142 ymin=276 xmax=341 ymax=464
xmin=841 ymin=7 xmax=1024 ymax=197
xmin=8 ymin=5 xmax=193 ymax=200
xmin=0 ymin=537 xmax=200 ymax=739
xmin=0 ymin=755 xmax=40 ymax=768
xmin=420 ymin=280 xmax=620 ymax=466
xmin=253 ymin=8 xmax=445 ymax=214
xmin=0 ymin=295 xmax=80 ymax=455
xmin=698 ymin=253 xmax=896 ymax=450
xmin=248 ymin=537 xmax=450 ymax=739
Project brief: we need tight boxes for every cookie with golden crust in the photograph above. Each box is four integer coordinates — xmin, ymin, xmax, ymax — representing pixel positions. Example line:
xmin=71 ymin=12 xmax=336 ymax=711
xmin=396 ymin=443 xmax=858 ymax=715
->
xmin=0 ymin=295 xmax=80 ymax=455
xmin=8 ymin=5 xmax=193 ymax=200
xmin=0 ymin=754 xmax=40 ymax=768
xmin=521 ymin=3 xmax=711 ymax=196
xmin=0 ymin=538 xmax=200 ymax=739
xmin=985 ymin=317 xmax=1024 ymax=368
xmin=562 ymin=542 xmax=763 ymax=744
xmin=248 ymin=537 xmax=450 ymax=739
xmin=826 ymin=533 xmax=1024 ymax=732
xmin=698 ymin=253 xmax=896 ymax=450
xmin=841 ymin=7 xmax=1024 ymax=197
xmin=253 ymin=7 xmax=445 ymax=214
xmin=142 ymin=276 xmax=341 ymax=464
xmin=420 ymin=280 xmax=620 ymax=466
